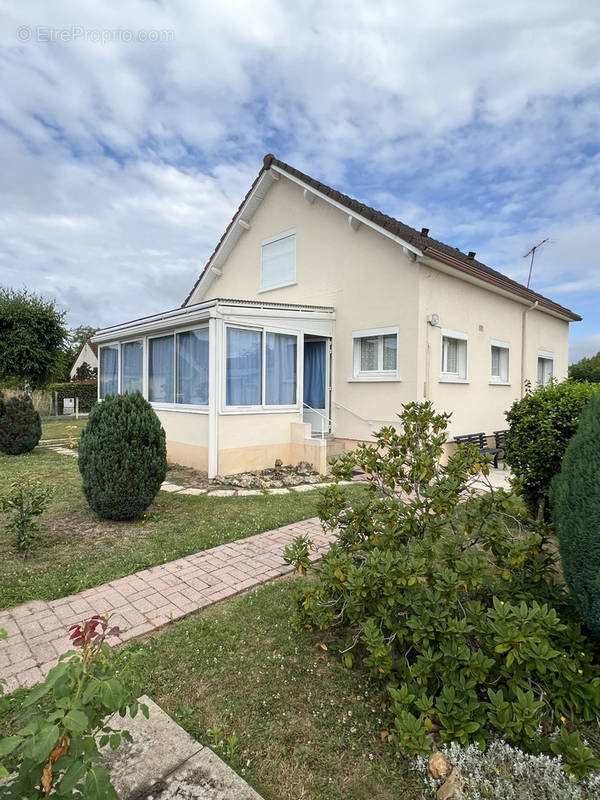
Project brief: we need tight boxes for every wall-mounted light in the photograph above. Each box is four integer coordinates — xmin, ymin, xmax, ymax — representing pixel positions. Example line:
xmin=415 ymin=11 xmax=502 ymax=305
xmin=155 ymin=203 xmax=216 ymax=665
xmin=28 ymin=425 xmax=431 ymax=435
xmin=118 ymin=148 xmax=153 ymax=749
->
xmin=428 ymin=313 xmax=440 ymax=326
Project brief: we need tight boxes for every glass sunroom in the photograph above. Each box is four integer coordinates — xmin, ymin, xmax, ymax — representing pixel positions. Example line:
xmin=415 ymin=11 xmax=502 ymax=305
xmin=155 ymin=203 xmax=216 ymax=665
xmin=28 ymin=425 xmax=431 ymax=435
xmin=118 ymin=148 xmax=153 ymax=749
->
xmin=93 ymin=298 xmax=335 ymax=478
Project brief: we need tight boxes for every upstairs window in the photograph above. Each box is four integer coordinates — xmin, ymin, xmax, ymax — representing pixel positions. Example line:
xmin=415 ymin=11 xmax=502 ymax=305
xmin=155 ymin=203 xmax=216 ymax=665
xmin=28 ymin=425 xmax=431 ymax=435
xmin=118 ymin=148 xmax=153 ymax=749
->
xmin=352 ymin=328 xmax=398 ymax=379
xmin=441 ymin=330 xmax=468 ymax=381
xmin=537 ymin=351 xmax=554 ymax=386
xmin=490 ymin=341 xmax=510 ymax=384
xmin=261 ymin=230 xmax=296 ymax=291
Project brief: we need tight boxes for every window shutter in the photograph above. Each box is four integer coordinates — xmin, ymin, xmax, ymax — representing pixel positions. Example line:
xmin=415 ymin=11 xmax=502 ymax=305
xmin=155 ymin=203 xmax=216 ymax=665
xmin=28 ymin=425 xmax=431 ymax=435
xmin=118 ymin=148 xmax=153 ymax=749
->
xmin=261 ymin=234 xmax=296 ymax=290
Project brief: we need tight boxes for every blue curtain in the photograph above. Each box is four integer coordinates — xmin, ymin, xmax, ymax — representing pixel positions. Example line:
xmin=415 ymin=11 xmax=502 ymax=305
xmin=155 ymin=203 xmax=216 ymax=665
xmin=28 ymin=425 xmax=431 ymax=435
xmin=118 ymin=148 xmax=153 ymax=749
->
xmin=226 ymin=328 xmax=262 ymax=405
xmin=303 ymin=340 xmax=326 ymax=409
xmin=149 ymin=335 xmax=174 ymax=402
xmin=266 ymin=333 xmax=297 ymax=405
xmin=177 ymin=328 xmax=209 ymax=405
xmin=99 ymin=345 xmax=118 ymax=398
xmin=121 ymin=341 xmax=143 ymax=394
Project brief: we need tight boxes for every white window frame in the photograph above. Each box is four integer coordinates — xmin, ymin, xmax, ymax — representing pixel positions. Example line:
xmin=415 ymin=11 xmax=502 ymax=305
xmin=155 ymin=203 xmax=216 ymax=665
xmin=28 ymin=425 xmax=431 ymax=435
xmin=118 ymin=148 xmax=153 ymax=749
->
xmin=259 ymin=228 xmax=297 ymax=293
xmin=537 ymin=350 xmax=554 ymax=386
xmin=440 ymin=328 xmax=469 ymax=383
xmin=350 ymin=326 xmax=401 ymax=382
xmin=98 ymin=342 xmax=121 ymax=399
xmin=223 ymin=323 xmax=301 ymax=412
xmin=490 ymin=339 xmax=510 ymax=385
xmin=120 ymin=338 xmax=144 ymax=395
xmin=147 ymin=324 xmax=210 ymax=411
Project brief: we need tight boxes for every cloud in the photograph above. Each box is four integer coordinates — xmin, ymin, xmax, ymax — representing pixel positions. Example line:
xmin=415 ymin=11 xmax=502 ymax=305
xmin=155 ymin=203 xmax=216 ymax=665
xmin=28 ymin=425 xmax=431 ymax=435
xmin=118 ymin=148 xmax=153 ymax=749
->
xmin=569 ymin=333 xmax=600 ymax=364
xmin=0 ymin=0 xmax=598 ymax=336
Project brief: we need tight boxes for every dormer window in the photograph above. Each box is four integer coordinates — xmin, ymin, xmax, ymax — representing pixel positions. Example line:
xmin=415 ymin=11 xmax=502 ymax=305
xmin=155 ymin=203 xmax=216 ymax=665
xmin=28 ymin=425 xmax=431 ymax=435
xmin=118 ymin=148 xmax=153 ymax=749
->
xmin=260 ymin=230 xmax=296 ymax=291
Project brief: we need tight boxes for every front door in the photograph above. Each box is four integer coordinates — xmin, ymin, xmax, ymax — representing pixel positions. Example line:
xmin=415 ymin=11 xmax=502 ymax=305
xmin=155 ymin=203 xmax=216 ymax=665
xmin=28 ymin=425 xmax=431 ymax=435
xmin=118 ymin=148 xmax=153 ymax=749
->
xmin=303 ymin=338 xmax=329 ymax=435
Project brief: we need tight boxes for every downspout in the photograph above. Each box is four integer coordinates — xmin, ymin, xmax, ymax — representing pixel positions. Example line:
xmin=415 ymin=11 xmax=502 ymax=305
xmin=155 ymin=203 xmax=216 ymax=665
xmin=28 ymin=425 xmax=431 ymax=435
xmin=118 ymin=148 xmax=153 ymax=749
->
xmin=521 ymin=300 xmax=539 ymax=397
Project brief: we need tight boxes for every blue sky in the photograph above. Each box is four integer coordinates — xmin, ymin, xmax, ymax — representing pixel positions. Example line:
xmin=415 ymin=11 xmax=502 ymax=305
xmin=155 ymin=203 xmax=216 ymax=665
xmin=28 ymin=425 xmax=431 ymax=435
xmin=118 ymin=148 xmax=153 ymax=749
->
xmin=1 ymin=0 xmax=599 ymax=361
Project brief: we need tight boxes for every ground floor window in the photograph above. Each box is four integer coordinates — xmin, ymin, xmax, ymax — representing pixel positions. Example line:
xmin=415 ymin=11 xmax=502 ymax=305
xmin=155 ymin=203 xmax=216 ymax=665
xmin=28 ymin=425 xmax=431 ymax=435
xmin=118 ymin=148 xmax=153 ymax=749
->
xmin=537 ymin=352 xmax=554 ymax=386
xmin=226 ymin=326 xmax=298 ymax=407
xmin=352 ymin=327 xmax=399 ymax=379
xmin=148 ymin=335 xmax=175 ymax=403
xmin=121 ymin=340 xmax=143 ymax=394
xmin=490 ymin=341 xmax=510 ymax=383
xmin=177 ymin=328 xmax=209 ymax=404
xmin=99 ymin=344 xmax=119 ymax=398
xmin=441 ymin=330 xmax=468 ymax=380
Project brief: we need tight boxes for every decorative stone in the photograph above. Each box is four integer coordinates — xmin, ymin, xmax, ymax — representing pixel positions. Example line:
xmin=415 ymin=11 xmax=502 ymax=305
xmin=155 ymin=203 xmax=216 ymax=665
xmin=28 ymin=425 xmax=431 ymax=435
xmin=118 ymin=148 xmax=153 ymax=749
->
xmin=178 ymin=488 xmax=207 ymax=495
xmin=207 ymin=489 xmax=236 ymax=497
xmin=437 ymin=768 xmax=465 ymax=800
xmin=428 ymin=751 xmax=450 ymax=780
xmin=160 ymin=483 xmax=185 ymax=493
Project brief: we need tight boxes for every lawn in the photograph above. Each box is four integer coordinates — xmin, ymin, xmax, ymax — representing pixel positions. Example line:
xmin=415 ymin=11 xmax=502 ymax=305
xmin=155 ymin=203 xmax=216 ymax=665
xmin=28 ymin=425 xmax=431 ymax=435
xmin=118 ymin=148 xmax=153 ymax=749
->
xmin=0 ymin=447 xmax=361 ymax=609
xmin=41 ymin=418 xmax=88 ymax=440
xmin=0 ymin=577 xmax=425 ymax=800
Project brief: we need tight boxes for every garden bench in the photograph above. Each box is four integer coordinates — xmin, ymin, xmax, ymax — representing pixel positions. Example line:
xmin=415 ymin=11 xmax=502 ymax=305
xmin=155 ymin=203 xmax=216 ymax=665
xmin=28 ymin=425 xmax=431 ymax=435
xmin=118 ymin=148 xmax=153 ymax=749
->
xmin=453 ymin=431 xmax=503 ymax=469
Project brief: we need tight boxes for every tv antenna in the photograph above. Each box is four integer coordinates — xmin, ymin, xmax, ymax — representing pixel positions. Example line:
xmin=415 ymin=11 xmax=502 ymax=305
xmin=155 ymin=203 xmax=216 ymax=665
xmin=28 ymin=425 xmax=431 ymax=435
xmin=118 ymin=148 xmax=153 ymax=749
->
xmin=523 ymin=237 xmax=549 ymax=289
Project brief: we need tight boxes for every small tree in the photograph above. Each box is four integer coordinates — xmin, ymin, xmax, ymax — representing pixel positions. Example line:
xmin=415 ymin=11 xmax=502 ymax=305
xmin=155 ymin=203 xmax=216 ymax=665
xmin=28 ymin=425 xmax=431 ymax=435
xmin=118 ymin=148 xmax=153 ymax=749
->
xmin=73 ymin=363 xmax=97 ymax=382
xmin=0 ymin=394 xmax=42 ymax=455
xmin=504 ymin=380 xmax=597 ymax=519
xmin=78 ymin=392 xmax=167 ymax=521
xmin=0 ymin=477 xmax=52 ymax=555
xmin=0 ymin=287 xmax=67 ymax=389
xmin=551 ymin=392 xmax=600 ymax=640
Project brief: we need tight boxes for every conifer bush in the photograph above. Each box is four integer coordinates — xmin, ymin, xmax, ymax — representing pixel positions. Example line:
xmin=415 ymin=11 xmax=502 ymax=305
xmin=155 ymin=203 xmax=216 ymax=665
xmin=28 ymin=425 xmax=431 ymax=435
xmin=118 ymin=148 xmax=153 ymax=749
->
xmin=0 ymin=393 xmax=42 ymax=455
xmin=78 ymin=392 xmax=167 ymax=521
xmin=551 ymin=392 xmax=600 ymax=640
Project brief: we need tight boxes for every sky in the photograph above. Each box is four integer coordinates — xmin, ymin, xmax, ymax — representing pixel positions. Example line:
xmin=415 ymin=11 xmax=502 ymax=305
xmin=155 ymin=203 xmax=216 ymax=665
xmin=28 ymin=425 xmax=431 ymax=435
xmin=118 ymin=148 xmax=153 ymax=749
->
xmin=0 ymin=0 xmax=599 ymax=362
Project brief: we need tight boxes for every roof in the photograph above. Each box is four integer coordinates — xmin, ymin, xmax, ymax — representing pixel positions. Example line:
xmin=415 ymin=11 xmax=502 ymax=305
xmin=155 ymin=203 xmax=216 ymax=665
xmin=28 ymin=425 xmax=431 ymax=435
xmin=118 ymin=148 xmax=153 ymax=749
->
xmin=93 ymin=297 xmax=334 ymax=341
xmin=183 ymin=154 xmax=581 ymax=322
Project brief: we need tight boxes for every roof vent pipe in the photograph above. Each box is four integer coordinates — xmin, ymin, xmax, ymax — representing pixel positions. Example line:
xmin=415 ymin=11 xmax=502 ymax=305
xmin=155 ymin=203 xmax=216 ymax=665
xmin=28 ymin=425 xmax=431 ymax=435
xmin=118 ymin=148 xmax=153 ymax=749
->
xmin=421 ymin=227 xmax=429 ymax=236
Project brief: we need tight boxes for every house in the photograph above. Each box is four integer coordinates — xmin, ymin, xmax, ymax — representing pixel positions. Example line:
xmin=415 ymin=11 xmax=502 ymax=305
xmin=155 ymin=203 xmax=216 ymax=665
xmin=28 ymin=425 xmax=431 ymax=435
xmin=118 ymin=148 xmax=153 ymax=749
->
xmin=70 ymin=340 xmax=98 ymax=380
xmin=92 ymin=154 xmax=581 ymax=477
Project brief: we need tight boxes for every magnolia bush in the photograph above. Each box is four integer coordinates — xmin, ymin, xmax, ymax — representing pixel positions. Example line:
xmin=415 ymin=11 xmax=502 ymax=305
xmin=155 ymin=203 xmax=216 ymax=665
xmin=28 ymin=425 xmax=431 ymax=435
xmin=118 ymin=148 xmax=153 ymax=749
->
xmin=285 ymin=402 xmax=600 ymax=769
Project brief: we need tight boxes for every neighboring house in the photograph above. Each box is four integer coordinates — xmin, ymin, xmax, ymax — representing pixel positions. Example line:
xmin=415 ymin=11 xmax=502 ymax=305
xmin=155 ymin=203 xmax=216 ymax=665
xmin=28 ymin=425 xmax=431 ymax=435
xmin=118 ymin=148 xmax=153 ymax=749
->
xmin=70 ymin=340 xmax=98 ymax=380
xmin=93 ymin=154 xmax=581 ymax=477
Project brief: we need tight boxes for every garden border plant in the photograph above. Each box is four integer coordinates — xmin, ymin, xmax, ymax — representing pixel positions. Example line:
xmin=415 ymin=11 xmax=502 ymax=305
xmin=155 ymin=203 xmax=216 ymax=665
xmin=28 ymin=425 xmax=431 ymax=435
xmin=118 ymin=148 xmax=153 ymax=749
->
xmin=0 ymin=614 xmax=146 ymax=799
xmin=284 ymin=401 xmax=600 ymax=775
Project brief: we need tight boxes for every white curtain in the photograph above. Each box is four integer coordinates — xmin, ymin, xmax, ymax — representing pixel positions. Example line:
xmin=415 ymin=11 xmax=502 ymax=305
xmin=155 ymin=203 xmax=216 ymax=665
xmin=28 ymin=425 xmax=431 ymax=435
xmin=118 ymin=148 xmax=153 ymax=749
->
xmin=149 ymin=335 xmax=174 ymax=402
xmin=266 ymin=333 xmax=296 ymax=405
xmin=99 ymin=345 xmax=118 ymax=398
xmin=177 ymin=328 xmax=209 ymax=405
xmin=121 ymin=341 xmax=143 ymax=394
xmin=226 ymin=328 xmax=262 ymax=405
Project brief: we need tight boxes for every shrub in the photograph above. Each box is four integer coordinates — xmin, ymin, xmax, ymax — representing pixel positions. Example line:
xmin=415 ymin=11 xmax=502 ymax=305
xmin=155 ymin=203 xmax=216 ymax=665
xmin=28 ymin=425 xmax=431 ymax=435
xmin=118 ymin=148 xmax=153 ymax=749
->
xmin=504 ymin=380 xmax=597 ymax=519
xmin=0 ymin=613 xmax=146 ymax=799
xmin=0 ymin=477 xmax=52 ymax=555
xmin=0 ymin=393 xmax=42 ymax=455
xmin=551 ymin=392 xmax=600 ymax=640
xmin=48 ymin=381 xmax=98 ymax=413
xmin=570 ymin=352 xmax=600 ymax=384
xmin=78 ymin=392 xmax=167 ymax=521
xmin=287 ymin=402 xmax=600 ymax=762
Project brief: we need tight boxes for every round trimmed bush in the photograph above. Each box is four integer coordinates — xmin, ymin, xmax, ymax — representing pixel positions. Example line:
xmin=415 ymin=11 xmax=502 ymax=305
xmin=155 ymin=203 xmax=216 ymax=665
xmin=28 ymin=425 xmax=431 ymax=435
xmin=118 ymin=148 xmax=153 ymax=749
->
xmin=551 ymin=391 xmax=600 ymax=639
xmin=78 ymin=392 xmax=167 ymax=521
xmin=0 ymin=393 xmax=42 ymax=454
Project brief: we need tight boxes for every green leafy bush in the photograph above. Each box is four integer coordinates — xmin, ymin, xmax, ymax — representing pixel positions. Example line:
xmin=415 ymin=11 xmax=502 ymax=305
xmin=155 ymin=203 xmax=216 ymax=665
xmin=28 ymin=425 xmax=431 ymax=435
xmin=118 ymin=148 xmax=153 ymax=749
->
xmin=0 ymin=613 xmax=146 ymax=799
xmin=0 ymin=394 xmax=42 ymax=455
xmin=504 ymin=380 xmax=597 ymax=519
xmin=78 ymin=392 xmax=166 ymax=521
xmin=551 ymin=392 xmax=600 ymax=641
xmin=0 ymin=477 xmax=52 ymax=555
xmin=288 ymin=402 xmax=600 ymax=762
xmin=570 ymin=352 xmax=600 ymax=384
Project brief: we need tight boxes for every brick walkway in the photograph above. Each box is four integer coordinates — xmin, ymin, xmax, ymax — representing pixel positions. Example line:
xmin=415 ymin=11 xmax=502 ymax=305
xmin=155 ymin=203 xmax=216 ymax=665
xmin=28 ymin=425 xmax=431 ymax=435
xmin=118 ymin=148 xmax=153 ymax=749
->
xmin=0 ymin=518 xmax=329 ymax=692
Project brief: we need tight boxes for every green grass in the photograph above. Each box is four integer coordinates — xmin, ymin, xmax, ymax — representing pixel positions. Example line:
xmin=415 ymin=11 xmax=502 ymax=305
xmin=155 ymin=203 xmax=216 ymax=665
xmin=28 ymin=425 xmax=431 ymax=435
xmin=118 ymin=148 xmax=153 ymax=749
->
xmin=41 ymin=418 xmax=87 ymax=440
xmin=0 ymin=447 xmax=363 ymax=609
xmin=0 ymin=578 xmax=424 ymax=800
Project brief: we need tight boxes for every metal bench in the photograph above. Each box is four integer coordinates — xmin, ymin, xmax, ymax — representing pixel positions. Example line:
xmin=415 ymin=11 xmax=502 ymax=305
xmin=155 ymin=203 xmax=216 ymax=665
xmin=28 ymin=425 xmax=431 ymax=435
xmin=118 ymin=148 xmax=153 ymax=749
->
xmin=453 ymin=431 xmax=503 ymax=469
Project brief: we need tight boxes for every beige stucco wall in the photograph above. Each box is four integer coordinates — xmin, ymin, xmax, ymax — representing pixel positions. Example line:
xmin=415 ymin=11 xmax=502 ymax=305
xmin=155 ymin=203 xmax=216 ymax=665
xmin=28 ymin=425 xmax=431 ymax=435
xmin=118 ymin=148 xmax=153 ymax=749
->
xmin=187 ymin=172 xmax=571 ymax=455
xmin=155 ymin=409 xmax=208 ymax=471
xmin=417 ymin=265 xmax=569 ymax=438
xmin=194 ymin=175 xmax=420 ymax=442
